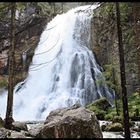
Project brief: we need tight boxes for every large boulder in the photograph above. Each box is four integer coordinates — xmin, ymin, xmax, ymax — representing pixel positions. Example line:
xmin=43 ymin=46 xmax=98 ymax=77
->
xmin=12 ymin=121 xmax=28 ymax=132
xmin=38 ymin=104 xmax=103 ymax=138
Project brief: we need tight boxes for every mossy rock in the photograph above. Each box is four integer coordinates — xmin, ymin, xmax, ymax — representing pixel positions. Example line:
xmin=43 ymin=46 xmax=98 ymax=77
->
xmin=86 ymin=97 xmax=111 ymax=120
xmin=87 ymin=97 xmax=111 ymax=110
xmin=105 ymin=123 xmax=123 ymax=132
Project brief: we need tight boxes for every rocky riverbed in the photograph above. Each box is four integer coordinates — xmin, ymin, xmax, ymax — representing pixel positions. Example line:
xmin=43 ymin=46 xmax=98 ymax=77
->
xmin=0 ymin=105 xmax=140 ymax=138
xmin=99 ymin=120 xmax=140 ymax=138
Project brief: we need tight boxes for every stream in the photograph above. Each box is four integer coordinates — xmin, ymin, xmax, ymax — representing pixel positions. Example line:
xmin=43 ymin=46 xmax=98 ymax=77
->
xmin=99 ymin=120 xmax=140 ymax=138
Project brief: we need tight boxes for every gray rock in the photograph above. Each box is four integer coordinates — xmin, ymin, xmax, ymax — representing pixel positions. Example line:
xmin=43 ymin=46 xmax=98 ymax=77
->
xmin=8 ymin=130 xmax=32 ymax=138
xmin=28 ymin=123 xmax=44 ymax=137
xmin=0 ymin=127 xmax=11 ymax=138
xmin=0 ymin=127 xmax=32 ymax=138
xmin=12 ymin=121 xmax=28 ymax=132
xmin=38 ymin=105 xmax=103 ymax=138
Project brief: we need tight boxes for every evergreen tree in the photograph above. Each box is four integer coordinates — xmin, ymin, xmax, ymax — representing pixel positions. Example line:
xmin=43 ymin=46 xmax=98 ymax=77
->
xmin=116 ymin=2 xmax=130 ymax=138
xmin=4 ymin=2 xmax=16 ymax=129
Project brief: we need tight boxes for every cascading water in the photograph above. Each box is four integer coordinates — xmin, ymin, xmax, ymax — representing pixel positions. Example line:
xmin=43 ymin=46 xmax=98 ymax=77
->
xmin=0 ymin=5 xmax=114 ymax=121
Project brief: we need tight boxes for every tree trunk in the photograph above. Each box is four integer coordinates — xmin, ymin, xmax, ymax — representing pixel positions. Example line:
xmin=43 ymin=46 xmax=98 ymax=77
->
xmin=4 ymin=2 xmax=16 ymax=129
xmin=115 ymin=2 xmax=130 ymax=138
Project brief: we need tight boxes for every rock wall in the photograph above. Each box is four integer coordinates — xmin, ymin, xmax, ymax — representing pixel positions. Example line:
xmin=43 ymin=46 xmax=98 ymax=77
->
xmin=90 ymin=3 xmax=139 ymax=96
xmin=0 ymin=16 xmax=48 ymax=86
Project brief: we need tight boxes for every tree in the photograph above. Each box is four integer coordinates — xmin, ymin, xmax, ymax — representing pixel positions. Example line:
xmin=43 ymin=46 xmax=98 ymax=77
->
xmin=4 ymin=2 xmax=16 ymax=129
xmin=115 ymin=2 xmax=130 ymax=138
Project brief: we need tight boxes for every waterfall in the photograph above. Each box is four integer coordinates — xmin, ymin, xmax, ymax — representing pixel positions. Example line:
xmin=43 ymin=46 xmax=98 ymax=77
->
xmin=0 ymin=5 xmax=114 ymax=121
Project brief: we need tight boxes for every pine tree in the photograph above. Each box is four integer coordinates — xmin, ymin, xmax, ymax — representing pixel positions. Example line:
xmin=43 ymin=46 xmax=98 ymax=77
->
xmin=116 ymin=2 xmax=130 ymax=138
xmin=4 ymin=2 xmax=16 ymax=129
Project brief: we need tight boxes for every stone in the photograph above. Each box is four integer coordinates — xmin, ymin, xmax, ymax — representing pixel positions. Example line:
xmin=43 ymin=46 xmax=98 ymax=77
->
xmin=12 ymin=121 xmax=28 ymax=132
xmin=0 ymin=127 xmax=11 ymax=138
xmin=38 ymin=104 xmax=103 ymax=138
xmin=105 ymin=123 xmax=123 ymax=132
xmin=28 ymin=123 xmax=44 ymax=137
xmin=8 ymin=130 xmax=31 ymax=138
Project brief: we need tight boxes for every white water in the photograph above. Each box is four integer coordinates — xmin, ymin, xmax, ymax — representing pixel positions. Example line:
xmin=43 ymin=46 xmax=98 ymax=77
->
xmin=0 ymin=5 xmax=114 ymax=121
xmin=99 ymin=121 xmax=140 ymax=138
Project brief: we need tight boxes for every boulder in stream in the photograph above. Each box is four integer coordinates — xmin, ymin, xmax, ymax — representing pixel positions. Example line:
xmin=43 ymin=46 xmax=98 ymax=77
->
xmin=38 ymin=104 xmax=103 ymax=138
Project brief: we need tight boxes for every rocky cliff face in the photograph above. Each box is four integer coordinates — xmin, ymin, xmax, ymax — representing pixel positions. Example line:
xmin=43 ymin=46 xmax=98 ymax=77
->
xmin=0 ymin=16 xmax=48 ymax=86
xmin=90 ymin=3 xmax=139 ymax=96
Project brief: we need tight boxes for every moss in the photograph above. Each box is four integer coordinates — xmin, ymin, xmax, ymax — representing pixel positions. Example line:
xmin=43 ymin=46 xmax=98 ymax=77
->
xmin=106 ymin=91 xmax=140 ymax=121
xmin=86 ymin=97 xmax=111 ymax=120
xmin=0 ymin=78 xmax=8 ymax=88
xmin=86 ymin=105 xmax=107 ymax=120
xmin=87 ymin=97 xmax=111 ymax=110
xmin=105 ymin=123 xmax=123 ymax=132
xmin=87 ymin=91 xmax=140 ymax=121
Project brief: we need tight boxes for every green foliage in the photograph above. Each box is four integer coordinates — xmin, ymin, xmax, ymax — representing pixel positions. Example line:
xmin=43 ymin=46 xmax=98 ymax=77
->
xmin=0 ymin=78 xmax=8 ymax=88
xmin=37 ymin=2 xmax=52 ymax=16
xmin=112 ymin=115 xmax=123 ymax=124
xmin=16 ymin=3 xmax=26 ymax=11
xmin=93 ymin=2 xmax=115 ymax=18
xmin=102 ymin=64 xmax=119 ymax=93
xmin=104 ymin=114 xmax=113 ymax=121
xmin=119 ymin=2 xmax=133 ymax=22
xmin=87 ymin=91 xmax=140 ymax=122
xmin=0 ymin=3 xmax=10 ymax=20
xmin=86 ymin=97 xmax=111 ymax=120
xmin=105 ymin=91 xmax=140 ymax=121
xmin=87 ymin=105 xmax=106 ymax=120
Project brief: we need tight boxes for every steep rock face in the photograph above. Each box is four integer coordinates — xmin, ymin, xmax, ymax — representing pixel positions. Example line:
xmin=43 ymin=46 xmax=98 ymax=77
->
xmin=38 ymin=104 xmax=103 ymax=138
xmin=0 ymin=16 xmax=48 ymax=86
xmin=90 ymin=4 xmax=139 ymax=95
xmin=90 ymin=6 xmax=121 ymax=95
